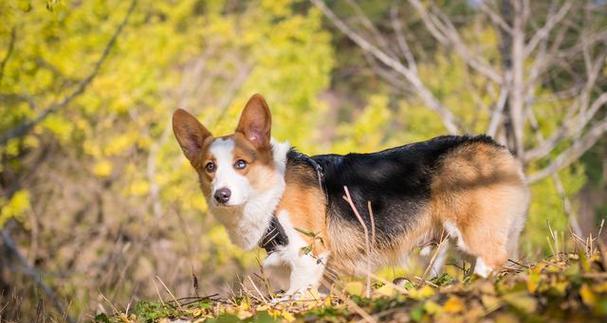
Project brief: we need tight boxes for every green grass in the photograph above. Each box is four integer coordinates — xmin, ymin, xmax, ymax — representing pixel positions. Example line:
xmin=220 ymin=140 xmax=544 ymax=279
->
xmin=101 ymin=251 xmax=607 ymax=322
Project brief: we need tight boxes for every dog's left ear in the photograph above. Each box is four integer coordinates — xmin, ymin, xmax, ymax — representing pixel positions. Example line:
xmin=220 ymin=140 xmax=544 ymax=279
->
xmin=236 ymin=93 xmax=272 ymax=148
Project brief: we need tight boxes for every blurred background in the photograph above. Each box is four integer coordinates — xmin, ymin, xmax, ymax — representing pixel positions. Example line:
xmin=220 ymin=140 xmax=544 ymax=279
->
xmin=1 ymin=0 xmax=606 ymax=321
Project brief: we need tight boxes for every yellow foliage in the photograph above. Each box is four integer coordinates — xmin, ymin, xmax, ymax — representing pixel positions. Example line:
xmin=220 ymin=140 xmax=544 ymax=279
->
xmin=333 ymin=95 xmax=391 ymax=154
xmin=92 ymin=159 xmax=113 ymax=178
xmin=443 ymin=296 xmax=464 ymax=313
xmin=104 ymin=133 xmax=137 ymax=156
xmin=409 ymin=285 xmax=435 ymax=300
xmin=0 ymin=190 xmax=30 ymax=227
xmin=580 ymin=284 xmax=597 ymax=307
xmin=127 ymin=180 xmax=150 ymax=196
xmin=4 ymin=138 xmax=21 ymax=157
xmin=41 ymin=114 xmax=73 ymax=143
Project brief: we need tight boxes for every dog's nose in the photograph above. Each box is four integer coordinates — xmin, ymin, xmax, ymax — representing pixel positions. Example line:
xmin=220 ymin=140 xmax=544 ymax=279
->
xmin=214 ymin=188 xmax=231 ymax=204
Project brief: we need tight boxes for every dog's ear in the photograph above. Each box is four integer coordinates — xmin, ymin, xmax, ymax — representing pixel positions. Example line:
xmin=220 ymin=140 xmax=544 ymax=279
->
xmin=236 ymin=94 xmax=272 ymax=149
xmin=172 ymin=109 xmax=212 ymax=162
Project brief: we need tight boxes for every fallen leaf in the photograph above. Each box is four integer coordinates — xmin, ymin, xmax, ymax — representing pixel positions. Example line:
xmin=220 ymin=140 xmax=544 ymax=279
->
xmin=443 ymin=296 xmax=464 ymax=313
xmin=580 ymin=284 xmax=597 ymax=307
xmin=374 ymin=284 xmax=397 ymax=298
xmin=481 ymin=294 xmax=502 ymax=311
xmin=424 ymin=300 xmax=442 ymax=315
xmin=527 ymin=271 xmax=541 ymax=293
xmin=502 ymin=292 xmax=537 ymax=313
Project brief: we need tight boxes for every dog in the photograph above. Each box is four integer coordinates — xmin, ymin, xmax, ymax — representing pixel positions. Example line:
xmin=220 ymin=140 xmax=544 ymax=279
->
xmin=172 ymin=94 xmax=529 ymax=298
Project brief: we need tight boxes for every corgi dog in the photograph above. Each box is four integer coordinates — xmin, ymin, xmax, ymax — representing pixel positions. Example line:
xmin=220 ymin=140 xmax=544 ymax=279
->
xmin=172 ymin=94 xmax=529 ymax=298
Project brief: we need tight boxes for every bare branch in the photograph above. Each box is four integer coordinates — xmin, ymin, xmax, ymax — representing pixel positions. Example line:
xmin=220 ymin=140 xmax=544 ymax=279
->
xmin=524 ymin=21 xmax=569 ymax=90
xmin=524 ymin=1 xmax=574 ymax=56
xmin=311 ymin=0 xmax=460 ymax=134
xmin=390 ymin=5 xmax=417 ymax=72
xmin=524 ymin=92 xmax=607 ymax=162
xmin=0 ymin=0 xmax=137 ymax=146
xmin=0 ymin=93 xmax=39 ymax=111
xmin=362 ymin=51 xmax=412 ymax=92
xmin=478 ymin=1 xmax=512 ymax=33
xmin=487 ymin=76 xmax=510 ymax=137
xmin=344 ymin=0 xmax=398 ymax=59
xmin=528 ymin=115 xmax=607 ymax=183
xmin=0 ymin=27 xmax=16 ymax=86
xmin=408 ymin=0 xmax=503 ymax=84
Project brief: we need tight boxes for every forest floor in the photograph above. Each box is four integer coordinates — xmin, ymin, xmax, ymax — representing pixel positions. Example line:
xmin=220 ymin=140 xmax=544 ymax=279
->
xmin=99 ymin=250 xmax=607 ymax=322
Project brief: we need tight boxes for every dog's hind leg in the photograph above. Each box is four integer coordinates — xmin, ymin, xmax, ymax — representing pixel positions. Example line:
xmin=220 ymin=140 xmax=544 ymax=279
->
xmin=447 ymin=186 xmax=528 ymax=277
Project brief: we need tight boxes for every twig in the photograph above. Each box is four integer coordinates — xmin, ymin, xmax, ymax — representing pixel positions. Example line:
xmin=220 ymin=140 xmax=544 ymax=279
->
xmin=247 ymin=276 xmax=268 ymax=304
xmin=507 ymin=258 xmax=530 ymax=269
xmin=367 ymin=201 xmax=376 ymax=245
xmin=343 ymin=186 xmax=371 ymax=298
xmin=156 ymin=275 xmax=184 ymax=312
xmin=151 ymin=277 xmax=166 ymax=307
xmin=421 ymin=231 xmax=448 ymax=280
xmin=99 ymin=292 xmax=120 ymax=316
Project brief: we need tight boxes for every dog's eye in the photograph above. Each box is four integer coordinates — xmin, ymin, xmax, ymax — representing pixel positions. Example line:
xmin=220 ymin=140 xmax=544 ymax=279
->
xmin=234 ymin=159 xmax=247 ymax=170
xmin=205 ymin=162 xmax=216 ymax=173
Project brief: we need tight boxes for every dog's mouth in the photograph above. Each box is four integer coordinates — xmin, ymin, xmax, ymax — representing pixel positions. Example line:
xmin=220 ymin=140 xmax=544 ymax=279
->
xmin=210 ymin=199 xmax=242 ymax=209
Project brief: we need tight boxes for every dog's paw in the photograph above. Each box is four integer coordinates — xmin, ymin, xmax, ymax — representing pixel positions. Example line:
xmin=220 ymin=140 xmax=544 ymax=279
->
xmin=270 ymin=289 xmax=326 ymax=304
xmin=269 ymin=294 xmax=293 ymax=304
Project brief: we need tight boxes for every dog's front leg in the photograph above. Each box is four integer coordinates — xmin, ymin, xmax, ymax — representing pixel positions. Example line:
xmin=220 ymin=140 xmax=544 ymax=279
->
xmin=284 ymin=251 xmax=329 ymax=298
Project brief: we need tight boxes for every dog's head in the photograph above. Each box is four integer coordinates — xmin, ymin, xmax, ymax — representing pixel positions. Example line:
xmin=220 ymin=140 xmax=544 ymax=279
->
xmin=172 ymin=94 xmax=283 ymax=209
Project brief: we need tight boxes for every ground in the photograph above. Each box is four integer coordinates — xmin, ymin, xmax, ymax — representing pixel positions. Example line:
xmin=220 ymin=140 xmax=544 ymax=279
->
xmin=100 ymin=251 xmax=607 ymax=322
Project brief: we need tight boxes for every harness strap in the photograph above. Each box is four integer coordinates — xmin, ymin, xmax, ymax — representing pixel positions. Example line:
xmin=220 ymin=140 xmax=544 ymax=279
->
xmin=290 ymin=151 xmax=326 ymax=198
xmin=259 ymin=217 xmax=289 ymax=254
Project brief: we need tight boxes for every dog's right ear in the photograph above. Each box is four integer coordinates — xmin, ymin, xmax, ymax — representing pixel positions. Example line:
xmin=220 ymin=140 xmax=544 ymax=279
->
xmin=172 ymin=109 xmax=212 ymax=162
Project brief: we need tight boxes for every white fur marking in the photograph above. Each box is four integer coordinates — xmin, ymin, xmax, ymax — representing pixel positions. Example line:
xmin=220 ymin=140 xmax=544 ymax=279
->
xmin=474 ymin=257 xmax=492 ymax=278
xmin=209 ymin=139 xmax=250 ymax=206
xmin=262 ymin=210 xmax=329 ymax=297
xmin=444 ymin=221 xmax=467 ymax=251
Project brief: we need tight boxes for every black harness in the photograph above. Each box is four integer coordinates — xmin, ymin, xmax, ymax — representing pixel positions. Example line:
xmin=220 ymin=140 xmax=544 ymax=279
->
xmin=258 ymin=151 xmax=325 ymax=254
xmin=259 ymin=217 xmax=289 ymax=254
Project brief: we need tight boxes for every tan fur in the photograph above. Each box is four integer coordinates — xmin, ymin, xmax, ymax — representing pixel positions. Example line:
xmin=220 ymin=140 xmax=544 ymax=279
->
xmin=276 ymin=163 xmax=328 ymax=256
xmin=430 ymin=142 xmax=528 ymax=269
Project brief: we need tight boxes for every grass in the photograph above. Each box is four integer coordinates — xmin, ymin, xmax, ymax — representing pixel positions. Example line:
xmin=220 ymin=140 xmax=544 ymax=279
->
xmin=100 ymin=248 xmax=607 ymax=322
